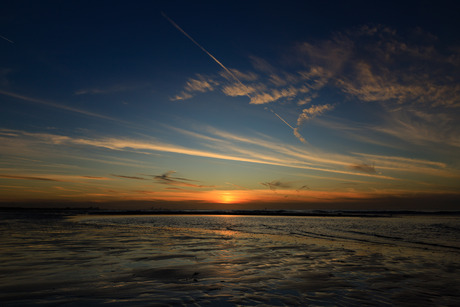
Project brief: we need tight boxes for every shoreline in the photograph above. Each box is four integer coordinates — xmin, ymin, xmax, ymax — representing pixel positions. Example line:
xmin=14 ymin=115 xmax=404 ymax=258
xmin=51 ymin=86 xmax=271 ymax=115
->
xmin=1 ymin=207 xmax=460 ymax=218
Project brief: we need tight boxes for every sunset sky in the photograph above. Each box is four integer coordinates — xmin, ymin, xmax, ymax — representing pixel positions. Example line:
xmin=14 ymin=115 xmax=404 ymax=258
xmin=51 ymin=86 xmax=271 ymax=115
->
xmin=1 ymin=1 xmax=459 ymax=209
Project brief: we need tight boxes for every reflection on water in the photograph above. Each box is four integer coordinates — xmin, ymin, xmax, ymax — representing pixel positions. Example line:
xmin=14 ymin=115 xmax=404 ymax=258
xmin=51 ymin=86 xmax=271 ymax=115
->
xmin=0 ymin=213 xmax=459 ymax=305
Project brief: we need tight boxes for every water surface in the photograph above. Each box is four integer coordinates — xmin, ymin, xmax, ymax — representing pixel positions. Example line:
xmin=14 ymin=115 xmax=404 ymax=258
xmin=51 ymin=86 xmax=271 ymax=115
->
xmin=1 ymin=213 xmax=459 ymax=305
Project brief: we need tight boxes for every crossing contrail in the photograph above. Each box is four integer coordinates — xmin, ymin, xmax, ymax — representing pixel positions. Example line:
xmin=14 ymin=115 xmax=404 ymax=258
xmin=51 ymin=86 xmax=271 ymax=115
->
xmin=270 ymin=108 xmax=308 ymax=144
xmin=269 ymin=108 xmax=294 ymax=130
xmin=162 ymin=12 xmax=308 ymax=143
xmin=162 ymin=12 xmax=251 ymax=99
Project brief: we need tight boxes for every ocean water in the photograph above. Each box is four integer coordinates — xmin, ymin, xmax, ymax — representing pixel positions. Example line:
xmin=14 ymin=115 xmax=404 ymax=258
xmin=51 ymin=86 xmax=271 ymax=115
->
xmin=0 ymin=212 xmax=459 ymax=306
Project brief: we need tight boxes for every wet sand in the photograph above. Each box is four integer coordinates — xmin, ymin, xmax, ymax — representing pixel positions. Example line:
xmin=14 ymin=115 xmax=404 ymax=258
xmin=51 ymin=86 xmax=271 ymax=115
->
xmin=0 ymin=213 xmax=459 ymax=306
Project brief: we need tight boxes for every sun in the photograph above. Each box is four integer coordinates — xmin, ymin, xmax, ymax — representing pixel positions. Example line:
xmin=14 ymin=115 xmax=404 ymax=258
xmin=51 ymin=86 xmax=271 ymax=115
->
xmin=219 ymin=192 xmax=236 ymax=204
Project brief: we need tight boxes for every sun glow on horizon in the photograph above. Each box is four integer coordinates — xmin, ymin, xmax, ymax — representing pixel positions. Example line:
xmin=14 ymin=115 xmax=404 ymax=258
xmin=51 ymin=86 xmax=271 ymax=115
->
xmin=219 ymin=192 xmax=237 ymax=204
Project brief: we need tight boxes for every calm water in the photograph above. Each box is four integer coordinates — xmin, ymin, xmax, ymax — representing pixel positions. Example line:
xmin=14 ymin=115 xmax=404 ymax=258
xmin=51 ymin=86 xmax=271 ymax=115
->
xmin=1 ymin=212 xmax=459 ymax=306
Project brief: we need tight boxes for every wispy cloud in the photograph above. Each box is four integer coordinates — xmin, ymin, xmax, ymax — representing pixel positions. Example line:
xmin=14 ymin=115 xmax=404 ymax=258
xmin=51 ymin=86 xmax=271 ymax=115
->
xmin=153 ymin=170 xmax=214 ymax=188
xmin=374 ymin=108 xmax=460 ymax=148
xmin=297 ymin=104 xmax=335 ymax=126
xmin=0 ymin=174 xmax=62 ymax=182
xmin=184 ymin=74 xmax=217 ymax=92
xmin=75 ymin=84 xmax=144 ymax=95
xmin=0 ymin=35 xmax=14 ymax=44
xmin=261 ymin=180 xmax=312 ymax=193
xmin=111 ymin=174 xmax=148 ymax=180
xmin=335 ymin=26 xmax=460 ymax=108
xmin=0 ymin=90 xmax=119 ymax=121
xmin=162 ymin=12 xmax=252 ymax=99
xmin=170 ymin=91 xmax=193 ymax=101
xmin=163 ymin=12 xmax=311 ymax=139
xmin=0 ymin=173 xmax=112 ymax=182
xmin=349 ymin=163 xmax=376 ymax=174
xmin=5 ymin=126 xmax=457 ymax=183
xmin=78 ymin=176 xmax=112 ymax=180
xmin=171 ymin=24 xmax=459 ymax=150
xmin=261 ymin=180 xmax=292 ymax=192
xmin=296 ymin=185 xmax=310 ymax=192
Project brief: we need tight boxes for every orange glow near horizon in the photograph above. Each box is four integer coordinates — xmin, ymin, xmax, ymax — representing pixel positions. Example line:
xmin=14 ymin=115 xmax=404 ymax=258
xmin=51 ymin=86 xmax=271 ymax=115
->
xmin=218 ymin=192 xmax=238 ymax=204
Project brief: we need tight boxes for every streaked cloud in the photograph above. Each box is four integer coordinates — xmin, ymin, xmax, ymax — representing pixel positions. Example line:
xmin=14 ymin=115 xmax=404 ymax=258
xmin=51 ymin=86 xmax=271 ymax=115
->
xmin=0 ymin=35 xmax=14 ymax=44
xmin=0 ymin=173 xmax=112 ymax=182
xmin=184 ymin=74 xmax=218 ymax=92
xmin=220 ymin=68 xmax=258 ymax=82
xmin=374 ymin=108 xmax=460 ymax=148
xmin=349 ymin=163 xmax=376 ymax=174
xmin=1 ymin=127 xmax=402 ymax=180
xmin=296 ymin=185 xmax=310 ymax=192
xmin=154 ymin=170 xmax=214 ymax=188
xmin=261 ymin=180 xmax=292 ymax=192
xmin=111 ymin=174 xmax=148 ymax=180
xmin=170 ymin=91 xmax=193 ymax=101
xmin=0 ymin=90 xmax=120 ymax=121
xmin=171 ymin=24 xmax=459 ymax=151
xmin=74 ymin=84 xmax=144 ymax=95
xmin=0 ymin=174 xmax=62 ymax=182
xmin=163 ymin=12 xmax=252 ymax=100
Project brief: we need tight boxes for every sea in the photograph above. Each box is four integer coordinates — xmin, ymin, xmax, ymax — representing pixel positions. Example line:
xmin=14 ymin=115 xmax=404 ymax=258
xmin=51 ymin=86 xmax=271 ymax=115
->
xmin=1 ymin=210 xmax=459 ymax=306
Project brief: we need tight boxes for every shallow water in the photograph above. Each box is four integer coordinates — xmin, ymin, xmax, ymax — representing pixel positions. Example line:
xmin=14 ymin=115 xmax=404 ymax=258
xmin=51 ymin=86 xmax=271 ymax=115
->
xmin=1 ymin=213 xmax=459 ymax=306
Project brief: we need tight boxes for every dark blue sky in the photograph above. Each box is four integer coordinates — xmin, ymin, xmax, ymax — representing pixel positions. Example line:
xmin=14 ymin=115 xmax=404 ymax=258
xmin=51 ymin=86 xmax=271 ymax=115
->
xmin=1 ymin=0 xmax=459 ymax=208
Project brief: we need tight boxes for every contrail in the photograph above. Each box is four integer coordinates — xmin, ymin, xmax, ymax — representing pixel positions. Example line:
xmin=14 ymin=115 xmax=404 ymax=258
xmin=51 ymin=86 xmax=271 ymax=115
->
xmin=163 ymin=12 xmax=308 ymax=144
xmin=270 ymin=108 xmax=308 ymax=144
xmin=0 ymin=35 xmax=14 ymax=44
xmin=269 ymin=108 xmax=294 ymax=130
xmin=162 ymin=12 xmax=251 ymax=99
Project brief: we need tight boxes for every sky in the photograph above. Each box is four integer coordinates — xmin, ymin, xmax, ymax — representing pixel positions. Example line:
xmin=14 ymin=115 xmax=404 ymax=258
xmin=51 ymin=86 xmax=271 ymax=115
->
xmin=1 ymin=0 xmax=459 ymax=210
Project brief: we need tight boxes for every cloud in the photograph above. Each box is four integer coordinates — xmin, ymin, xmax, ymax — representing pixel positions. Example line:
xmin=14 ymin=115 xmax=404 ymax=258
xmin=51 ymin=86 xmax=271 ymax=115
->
xmin=297 ymin=38 xmax=352 ymax=73
xmin=293 ymin=128 xmax=307 ymax=144
xmin=153 ymin=171 xmax=214 ymax=188
xmin=74 ymin=84 xmax=142 ymax=95
xmin=0 ymin=173 xmax=113 ymax=183
xmin=0 ymin=127 xmax=427 ymax=180
xmin=0 ymin=174 xmax=62 ymax=181
xmin=297 ymin=104 xmax=335 ymax=126
xmin=0 ymin=90 xmax=120 ymax=121
xmin=297 ymin=95 xmax=315 ymax=106
xmin=374 ymin=108 xmax=460 ymax=148
xmin=349 ymin=163 xmax=376 ymax=174
xmin=170 ymin=75 xmax=220 ymax=101
xmin=163 ymin=12 xmax=320 ymax=138
xmin=79 ymin=176 xmax=111 ymax=180
xmin=335 ymin=27 xmax=460 ymax=108
xmin=163 ymin=12 xmax=252 ymax=100
xmin=170 ymin=91 xmax=193 ymax=101
xmin=169 ymin=23 xmax=459 ymax=150
xmin=0 ymin=35 xmax=14 ymax=44
xmin=222 ymin=83 xmax=260 ymax=97
xmin=111 ymin=174 xmax=148 ymax=180
xmin=351 ymin=152 xmax=457 ymax=178
xmin=220 ymin=68 xmax=258 ymax=82
xmin=296 ymin=185 xmax=310 ymax=192
xmin=261 ymin=180 xmax=292 ymax=191
xmin=184 ymin=75 xmax=218 ymax=92
xmin=249 ymin=86 xmax=309 ymax=105
xmin=292 ymin=104 xmax=334 ymax=143
xmin=250 ymin=56 xmax=277 ymax=73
